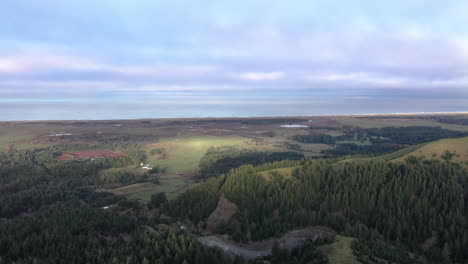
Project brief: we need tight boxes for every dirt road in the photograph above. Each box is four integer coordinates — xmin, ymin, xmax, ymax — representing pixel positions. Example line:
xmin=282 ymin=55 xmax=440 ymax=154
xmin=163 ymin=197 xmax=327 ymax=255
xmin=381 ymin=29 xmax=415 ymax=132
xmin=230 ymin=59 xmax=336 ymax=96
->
xmin=198 ymin=226 xmax=335 ymax=260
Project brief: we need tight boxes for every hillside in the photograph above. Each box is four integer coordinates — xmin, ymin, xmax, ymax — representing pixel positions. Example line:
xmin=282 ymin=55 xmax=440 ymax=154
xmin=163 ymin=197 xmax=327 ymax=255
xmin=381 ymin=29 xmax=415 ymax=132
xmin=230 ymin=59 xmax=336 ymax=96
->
xmin=167 ymin=158 xmax=468 ymax=263
xmin=393 ymin=136 xmax=468 ymax=166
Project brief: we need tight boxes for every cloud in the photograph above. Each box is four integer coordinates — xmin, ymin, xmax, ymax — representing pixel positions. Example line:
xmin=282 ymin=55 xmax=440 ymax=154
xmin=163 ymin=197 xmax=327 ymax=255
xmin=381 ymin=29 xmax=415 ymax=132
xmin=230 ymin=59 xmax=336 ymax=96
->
xmin=455 ymin=38 xmax=468 ymax=58
xmin=0 ymin=50 xmax=95 ymax=74
xmin=111 ymin=65 xmax=217 ymax=78
xmin=0 ymin=48 xmax=219 ymax=82
xmin=1 ymin=0 xmax=468 ymax=109
xmin=230 ymin=71 xmax=285 ymax=81
xmin=304 ymin=72 xmax=407 ymax=87
xmin=304 ymin=70 xmax=468 ymax=90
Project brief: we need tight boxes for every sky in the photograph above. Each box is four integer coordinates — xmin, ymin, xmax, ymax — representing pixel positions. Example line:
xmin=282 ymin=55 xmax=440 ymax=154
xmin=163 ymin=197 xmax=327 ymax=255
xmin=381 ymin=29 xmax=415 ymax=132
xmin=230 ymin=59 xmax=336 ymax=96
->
xmin=1 ymin=0 xmax=468 ymax=120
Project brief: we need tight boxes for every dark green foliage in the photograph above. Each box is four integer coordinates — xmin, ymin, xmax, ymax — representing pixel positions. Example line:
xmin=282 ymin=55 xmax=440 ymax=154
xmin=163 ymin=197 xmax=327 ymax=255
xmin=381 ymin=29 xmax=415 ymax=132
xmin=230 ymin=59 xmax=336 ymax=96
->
xmin=168 ymin=158 xmax=468 ymax=262
xmin=441 ymin=150 xmax=457 ymax=162
xmin=198 ymin=148 xmax=303 ymax=179
xmin=310 ymin=126 xmax=468 ymax=158
xmin=0 ymin=206 xmax=235 ymax=263
xmin=124 ymin=149 xmax=147 ymax=163
xmin=270 ymin=241 xmax=290 ymax=263
xmin=352 ymin=238 xmax=420 ymax=264
xmin=292 ymin=134 xmax=335 ymax=144
xmin=0 ymin=203 xmax=134 ymax=264
xmin=149 ymin=192 xmax=168 ymax=209
xmin=148 ymin=165 xmax=166 ymax=174
xmin=264 ymin=239 xmax=329 ymax=264
xmin=99 ymin=168 xmax=156 ymax=185
xmin=354 ymin=115 xmax=468 ymax=127
xmin=288 ymin=239 xmax=329 ymax=264
xmin=322 ymin=143 xmax=401 ymax=157
xmin=118 ymin=199 xmax=140 ymax=209
xmin=436 ymin=118 xmax=468 ymax=126
xmin=150 ymin=148 xmax=166 ymax=155
xmin=283 ymin=142 xmax=302 ymax=150
xmin=0 ymin=148 xmax=245 ymax=264
xmin=365 ymin=126 xmax=468 ymax=145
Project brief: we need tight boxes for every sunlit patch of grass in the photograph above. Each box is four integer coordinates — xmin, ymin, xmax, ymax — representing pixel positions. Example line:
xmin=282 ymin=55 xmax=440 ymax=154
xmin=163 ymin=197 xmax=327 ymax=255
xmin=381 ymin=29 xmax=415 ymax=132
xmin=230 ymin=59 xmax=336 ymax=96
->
xmin=144 ymin=135 xmax=285 ymax=174
xmin=320 ymin=235 xmax=358 ymax=264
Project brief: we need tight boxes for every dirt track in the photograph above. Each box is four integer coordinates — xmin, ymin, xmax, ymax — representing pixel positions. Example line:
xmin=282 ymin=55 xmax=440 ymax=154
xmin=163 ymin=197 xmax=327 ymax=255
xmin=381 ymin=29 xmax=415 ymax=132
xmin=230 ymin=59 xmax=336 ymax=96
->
xmin=198 ymin=226 xmax=335 ymax=260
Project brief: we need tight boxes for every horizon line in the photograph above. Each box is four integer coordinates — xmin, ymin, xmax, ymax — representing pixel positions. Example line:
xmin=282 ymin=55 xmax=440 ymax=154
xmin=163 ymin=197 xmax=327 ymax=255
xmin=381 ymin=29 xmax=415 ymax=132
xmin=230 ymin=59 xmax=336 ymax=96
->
xmin=2 ymin=111 xmax=467 ymax=123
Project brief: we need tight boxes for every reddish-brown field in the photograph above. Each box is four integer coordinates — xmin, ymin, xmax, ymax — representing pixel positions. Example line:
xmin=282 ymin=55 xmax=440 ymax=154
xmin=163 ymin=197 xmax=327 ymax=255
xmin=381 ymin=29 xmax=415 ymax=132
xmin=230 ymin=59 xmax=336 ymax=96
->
xmin=59 ymin=150 xmax=126 ymax=160
xmin=57 ymin=154 xmax=73 ymax=160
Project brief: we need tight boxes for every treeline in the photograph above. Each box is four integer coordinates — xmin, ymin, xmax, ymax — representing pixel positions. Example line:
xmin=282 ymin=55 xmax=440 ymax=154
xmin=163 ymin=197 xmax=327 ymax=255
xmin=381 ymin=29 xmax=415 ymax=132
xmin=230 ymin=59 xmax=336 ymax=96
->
xmin=365 ymin=126 xmax=468 ymax=145
xmin=44 ymin=134 xmax=159 ymax=151
xmin=0 ymin=147 xmax=136 ymax=218
xmin=292 ymin=134 xmax=335 ymax=144
xmin=303 ymin=126 xmax=468 ymax=146
xmin=99 ymin=167 xmax=159 ymax=185
xmin=292 ymin=126 xmax=468 ymax=158
xmin=321 ymin=143 xmax=401 ymax=157
xmin=198 ymin=147 xmax=303 ymax=179
xmin=0 ymin=150 xmax=133 ymax=191
xmin=168 ymin=158 xmax=468 ymax=263
xmin=437 ymin=118 xmax=468 ymax=126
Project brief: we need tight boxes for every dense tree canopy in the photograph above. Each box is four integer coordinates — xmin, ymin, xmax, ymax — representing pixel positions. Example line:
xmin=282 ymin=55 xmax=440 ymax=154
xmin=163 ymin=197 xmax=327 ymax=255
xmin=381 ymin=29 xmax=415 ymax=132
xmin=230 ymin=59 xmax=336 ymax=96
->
xmin=168 ymin=158 xmax=468 ymax=263
xmin=0 ymin=148 xmax=242 ymax=264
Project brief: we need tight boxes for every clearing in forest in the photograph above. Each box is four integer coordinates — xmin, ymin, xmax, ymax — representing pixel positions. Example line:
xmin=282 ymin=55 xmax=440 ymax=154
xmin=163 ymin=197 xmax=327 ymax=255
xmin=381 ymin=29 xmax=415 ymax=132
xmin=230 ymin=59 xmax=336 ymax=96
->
xmin=319 ymin=235 xmax=358 ymax=264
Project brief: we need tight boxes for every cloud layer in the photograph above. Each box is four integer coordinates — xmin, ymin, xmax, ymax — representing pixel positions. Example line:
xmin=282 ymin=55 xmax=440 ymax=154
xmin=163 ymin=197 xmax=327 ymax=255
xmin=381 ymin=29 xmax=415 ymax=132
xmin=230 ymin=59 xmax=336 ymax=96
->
xmin=0 ymin=0 xmax=467 ymax=116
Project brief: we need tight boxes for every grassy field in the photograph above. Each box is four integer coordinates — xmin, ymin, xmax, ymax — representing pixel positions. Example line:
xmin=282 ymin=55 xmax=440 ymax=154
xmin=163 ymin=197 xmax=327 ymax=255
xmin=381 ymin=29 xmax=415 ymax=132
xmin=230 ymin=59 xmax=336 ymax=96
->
xmin=145 ymin=136 xmax=257 ymax=174
xmin=320 ymin=235 xmax=358 ymax=264
xmin=393 ymin=136 xmax=468 ymax=165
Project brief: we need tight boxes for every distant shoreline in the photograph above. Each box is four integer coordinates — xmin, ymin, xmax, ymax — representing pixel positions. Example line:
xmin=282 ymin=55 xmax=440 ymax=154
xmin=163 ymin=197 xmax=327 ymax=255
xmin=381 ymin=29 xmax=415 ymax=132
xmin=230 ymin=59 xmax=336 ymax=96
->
xmin=1 ymin=111 xmax=467 ymax=123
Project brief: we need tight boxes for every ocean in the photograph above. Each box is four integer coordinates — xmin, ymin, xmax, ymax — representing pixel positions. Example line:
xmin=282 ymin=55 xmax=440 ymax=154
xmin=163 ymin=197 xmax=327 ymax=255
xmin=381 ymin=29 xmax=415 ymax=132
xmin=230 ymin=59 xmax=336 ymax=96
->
xmin=1 ymin=89 xmax=467 ymax=121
